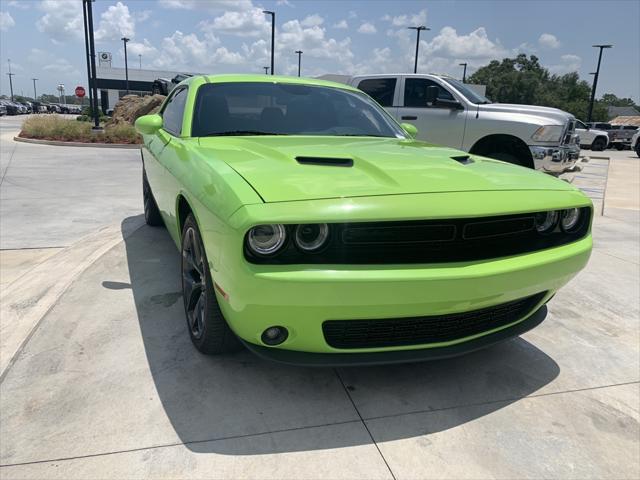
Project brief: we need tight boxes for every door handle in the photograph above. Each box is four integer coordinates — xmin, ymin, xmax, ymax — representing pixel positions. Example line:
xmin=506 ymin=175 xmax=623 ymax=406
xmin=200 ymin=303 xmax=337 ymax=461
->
xmin=401 ymin=116 xmax=417 ymax=120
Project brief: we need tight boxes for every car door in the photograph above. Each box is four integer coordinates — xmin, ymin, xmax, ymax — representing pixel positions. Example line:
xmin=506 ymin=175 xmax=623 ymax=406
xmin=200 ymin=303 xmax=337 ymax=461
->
xmin=354 ymin=77 xmax=401 ymax=120
xmin=150 ymin=86 xmax=190 ymax=237
xmin=397 ymin=77 xmax=467 ymax=148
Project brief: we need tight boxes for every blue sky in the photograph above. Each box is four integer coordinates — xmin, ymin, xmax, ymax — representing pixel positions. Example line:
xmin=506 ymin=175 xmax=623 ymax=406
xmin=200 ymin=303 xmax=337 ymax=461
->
xmin=1 ymin=0 xmax=638 ymax=102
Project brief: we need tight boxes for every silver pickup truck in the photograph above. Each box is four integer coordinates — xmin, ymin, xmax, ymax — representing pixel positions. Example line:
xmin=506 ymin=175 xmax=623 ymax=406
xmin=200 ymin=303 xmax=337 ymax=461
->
xmin=321 ymin=73 xmax=581 ymax=174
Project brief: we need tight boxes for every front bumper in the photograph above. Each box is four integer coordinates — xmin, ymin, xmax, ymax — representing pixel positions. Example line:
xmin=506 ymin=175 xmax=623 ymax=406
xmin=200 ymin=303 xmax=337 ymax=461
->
xmin=240 ymin=305 xmax=548 ymax=366
xmin=530 ymin=143 xmax=580 ymax=173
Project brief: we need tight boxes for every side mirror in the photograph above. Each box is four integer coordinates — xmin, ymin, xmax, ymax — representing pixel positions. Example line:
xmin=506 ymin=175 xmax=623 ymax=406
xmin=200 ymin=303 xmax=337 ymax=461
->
xmin=401 ymin=123 xmax=418 ymax=138
xmin=425 ymin=85 xmax=439 ymax=105
xmin=135 ymin=114 xmax=163 ymax=135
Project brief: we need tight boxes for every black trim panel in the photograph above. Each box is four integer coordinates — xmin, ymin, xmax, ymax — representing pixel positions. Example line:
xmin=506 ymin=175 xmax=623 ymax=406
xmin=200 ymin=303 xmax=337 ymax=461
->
xmin=240 ymin=305 xmax=548 ymax=367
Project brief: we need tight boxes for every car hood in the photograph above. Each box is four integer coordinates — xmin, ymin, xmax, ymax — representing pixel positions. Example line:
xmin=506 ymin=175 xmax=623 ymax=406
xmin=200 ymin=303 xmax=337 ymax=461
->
xmin=197 ymin=136 xmax=574 ymax=203
xmin=479 ymin=103 xmax=573 ymax=125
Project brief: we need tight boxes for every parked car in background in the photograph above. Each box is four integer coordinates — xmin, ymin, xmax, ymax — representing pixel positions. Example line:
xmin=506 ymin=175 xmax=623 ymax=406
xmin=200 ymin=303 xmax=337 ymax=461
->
xmin=608 ymin=125 xmax=638 ymax=150
xmin=575 ymin=120 xmax=609 ymax=151
xmin=0 ymin=100 xmax=19 ymax=115
xmin=324 ymin=73 xmax=580 ymax=175
xmin=152 ymin=73 xmax=193 ymax=95
xmin=135 ymin=74 xmax=593 ymax=364
xmin=631 ymin=131 xmax=640 ymax=158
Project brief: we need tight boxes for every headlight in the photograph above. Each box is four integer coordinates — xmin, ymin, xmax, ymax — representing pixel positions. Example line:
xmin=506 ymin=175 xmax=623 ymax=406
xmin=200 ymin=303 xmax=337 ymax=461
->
xmin=532 ymin=125 xmax=564 ymax=142
xmin=535 ymin=211 xmax=559 ymax=233
xmin=247 ymin=224 xmax=286 ymax=255
xmin=295 ymin=224 xmax=329 ymax=252
xmin=560 ymin=208 xmax=581 ymax=231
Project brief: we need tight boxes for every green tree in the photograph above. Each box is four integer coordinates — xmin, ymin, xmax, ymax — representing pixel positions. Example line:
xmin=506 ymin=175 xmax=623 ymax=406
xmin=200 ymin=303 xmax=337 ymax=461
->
xmin=599 ymin=93 xmax=637 ymax=108
xmin=468 ymin=54 xmax=609 ymax=121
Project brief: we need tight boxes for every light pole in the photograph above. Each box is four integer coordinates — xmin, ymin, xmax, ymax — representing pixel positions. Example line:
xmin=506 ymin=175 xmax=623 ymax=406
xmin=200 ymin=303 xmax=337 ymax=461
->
xmin=6 ymin=59 xmax=15 ymax=102
xmin=459 ymin=62 xmax=468 ymax=82
xmin=82 ymin=0 xmax=94 ymax=112
xmin=408 ymin=25 xmax=429 ymax=74
xmin=138 ymin=54 xmax=142 ymax=69
xmin=263 ymin=10 xmax=275 ymax=75
xmin=587 ymin=44 xmax=613 ymax=123
xmin=85 ymin=0 xmax=100 ymax=128
xmin=295 ymin=50 xmax=303 ymax=77
xmin=263 ymin=66 xmax=269 ymax=75
xmin=121 ymin=36 xmax=130 ymax=95
xmin=32 ymin=78 xmax=38 ymax=101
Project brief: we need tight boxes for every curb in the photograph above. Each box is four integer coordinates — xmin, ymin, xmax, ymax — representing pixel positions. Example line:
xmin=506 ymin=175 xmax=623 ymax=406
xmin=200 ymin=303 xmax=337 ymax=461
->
xmin=13 ymin=136 xmax=141 ymax=149
xmin=0 ymin=217 xmax=145 ymax=381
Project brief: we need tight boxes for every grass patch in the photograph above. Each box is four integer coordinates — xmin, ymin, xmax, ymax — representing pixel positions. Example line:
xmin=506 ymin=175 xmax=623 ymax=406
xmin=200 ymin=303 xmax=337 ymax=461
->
xmin=20 ymin=115 xmax=141 ymax=144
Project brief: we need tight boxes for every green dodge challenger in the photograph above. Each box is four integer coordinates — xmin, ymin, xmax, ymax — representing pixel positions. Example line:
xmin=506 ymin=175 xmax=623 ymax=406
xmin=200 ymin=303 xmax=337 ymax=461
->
xmin=135 ymin=74 xmax=592 ymax=366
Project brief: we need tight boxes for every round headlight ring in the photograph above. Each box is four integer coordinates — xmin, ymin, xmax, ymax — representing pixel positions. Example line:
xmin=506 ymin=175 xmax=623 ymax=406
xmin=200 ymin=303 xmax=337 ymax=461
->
xmin=295 ymin=223 xmax=329 ymax=252
xmin=535 ymin=211 xmax=559 ymax=234
xmin=247 ymin=224 xmax=286 ymax=256
xmin=561 ymin=208 xmax=581 ymax=232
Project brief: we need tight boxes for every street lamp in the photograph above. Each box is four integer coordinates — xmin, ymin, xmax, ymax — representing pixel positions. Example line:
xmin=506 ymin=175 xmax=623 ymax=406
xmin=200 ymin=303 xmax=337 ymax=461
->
xmin=263 ymin=10 xmax=275 ymax=75
xmin=295 ymin=50 xmax=303 ymax=77
xmin=32 ymin=78 xmax=38 ymax=101
xmin=6 ymin=59 xmax=15 ymax=102
xmin=408 ymin=25 xmax=429 ymax=74
xmin=459 ymin=62 xmax=468 ymax=82
xmin=263 ymin=66 xmax=269 ymax=75
xmin=587 ymin=44 xmax=613 ymax=123
xmin=121 ymin=36 xmax=130 ymax=95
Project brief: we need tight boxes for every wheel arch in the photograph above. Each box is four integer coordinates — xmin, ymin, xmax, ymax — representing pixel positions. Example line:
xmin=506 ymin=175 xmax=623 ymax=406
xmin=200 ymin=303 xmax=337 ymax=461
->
xmin=176 ymin=193 xmax=195 ymax=237
xmin=469 ymin=134 xmax=534 ymax=169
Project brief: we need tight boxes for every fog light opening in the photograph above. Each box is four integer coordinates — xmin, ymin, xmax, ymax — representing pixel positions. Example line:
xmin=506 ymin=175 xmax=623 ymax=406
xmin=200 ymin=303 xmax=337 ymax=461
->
xmin=261 ymin=326 xmax=289 ymax=346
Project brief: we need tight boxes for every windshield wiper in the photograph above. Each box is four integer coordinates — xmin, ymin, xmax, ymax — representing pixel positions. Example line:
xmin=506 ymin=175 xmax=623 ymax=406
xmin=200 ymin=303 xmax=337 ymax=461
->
xmin=204 ymin=130 xmax=288 ymax=136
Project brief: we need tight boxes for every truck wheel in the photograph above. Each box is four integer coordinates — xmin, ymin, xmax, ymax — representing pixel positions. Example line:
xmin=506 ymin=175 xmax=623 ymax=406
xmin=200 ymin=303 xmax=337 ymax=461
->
xmin=591 ymin=137 xmax=607 ymax=151
xmin=143 ymin=170 xmax=163 ymax=227
xmin=181 ymin=214 xmax=241 ymax=355
xmin=615 ymin=143 xmax=625 ymax=151
xmin=635 ymin=142 xmax=640 ymax=158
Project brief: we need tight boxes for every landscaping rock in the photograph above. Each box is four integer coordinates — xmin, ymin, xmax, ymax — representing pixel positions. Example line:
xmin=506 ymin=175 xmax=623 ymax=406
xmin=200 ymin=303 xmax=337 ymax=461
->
xmin=111 ymin=94 xmax=166 ymax=125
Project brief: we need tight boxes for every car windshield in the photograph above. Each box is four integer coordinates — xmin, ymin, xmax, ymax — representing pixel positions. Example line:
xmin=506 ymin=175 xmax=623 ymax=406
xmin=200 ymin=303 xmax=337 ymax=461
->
xmin=441 ymin=77 xmax=492 ymax=104
xmin=191 ymin=82 xmax=406 ymax=138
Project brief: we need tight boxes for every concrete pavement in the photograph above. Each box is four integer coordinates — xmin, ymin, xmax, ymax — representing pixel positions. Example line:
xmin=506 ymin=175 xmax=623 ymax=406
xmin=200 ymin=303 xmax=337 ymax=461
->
xmin=0 ymin=119 xmax=638 ymax=478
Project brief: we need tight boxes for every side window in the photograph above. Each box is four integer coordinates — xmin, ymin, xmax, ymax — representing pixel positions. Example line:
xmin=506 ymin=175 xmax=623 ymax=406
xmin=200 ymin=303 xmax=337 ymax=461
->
xmin=357 ymin=78 xmax=397 ymax=107
xmin=162 ymin=88 xmax=188 ymax=136
xmin=576 ymin=121 xmax=587 ymax=130
xmin=404 ymin=78 xmax=454 ymax=108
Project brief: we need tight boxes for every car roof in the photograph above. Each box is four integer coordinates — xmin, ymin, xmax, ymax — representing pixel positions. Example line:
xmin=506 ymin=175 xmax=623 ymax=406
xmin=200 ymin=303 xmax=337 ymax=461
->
xmin=181 ymin=74 xmax=360 ymax=92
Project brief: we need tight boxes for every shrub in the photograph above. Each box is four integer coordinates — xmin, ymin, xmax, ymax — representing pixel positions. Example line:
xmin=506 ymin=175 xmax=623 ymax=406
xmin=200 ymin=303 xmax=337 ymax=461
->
xmin=20 ymin=115 xmax=141 ymax=144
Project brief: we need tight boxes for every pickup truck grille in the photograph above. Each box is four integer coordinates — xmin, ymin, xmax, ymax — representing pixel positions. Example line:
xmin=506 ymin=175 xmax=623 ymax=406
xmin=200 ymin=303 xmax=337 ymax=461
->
xmin=322 ymin=292 xmax=546 ymax=349
xmin=245 ymin=208 xmax=592 ymax=265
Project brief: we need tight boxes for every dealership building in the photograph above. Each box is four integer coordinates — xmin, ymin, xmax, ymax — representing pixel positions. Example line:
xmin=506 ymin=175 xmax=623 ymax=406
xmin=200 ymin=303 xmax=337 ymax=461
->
xmin=92 ymin=51 xmax=188 ymax=112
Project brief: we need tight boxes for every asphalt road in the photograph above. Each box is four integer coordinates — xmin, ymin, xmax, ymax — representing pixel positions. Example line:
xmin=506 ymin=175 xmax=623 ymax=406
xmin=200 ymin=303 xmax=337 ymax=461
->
xmin=0 ymin=115 xmax=638 ymax=479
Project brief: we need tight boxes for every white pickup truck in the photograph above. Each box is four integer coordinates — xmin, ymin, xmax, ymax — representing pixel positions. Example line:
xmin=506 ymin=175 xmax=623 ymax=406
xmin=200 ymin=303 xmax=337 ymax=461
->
xmin=320 ymin=73 xmax=581 ymax=174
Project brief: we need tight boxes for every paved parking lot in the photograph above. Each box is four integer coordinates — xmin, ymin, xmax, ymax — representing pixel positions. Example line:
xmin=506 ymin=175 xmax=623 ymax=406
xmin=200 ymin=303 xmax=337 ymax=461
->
xmin=0 ymin=116 xmax=638 ymax=479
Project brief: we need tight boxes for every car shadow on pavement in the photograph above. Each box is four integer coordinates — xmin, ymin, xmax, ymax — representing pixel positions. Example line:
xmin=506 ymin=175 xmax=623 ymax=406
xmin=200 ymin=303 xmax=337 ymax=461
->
xmin=121 ymin=216 xmax=560 ymax=455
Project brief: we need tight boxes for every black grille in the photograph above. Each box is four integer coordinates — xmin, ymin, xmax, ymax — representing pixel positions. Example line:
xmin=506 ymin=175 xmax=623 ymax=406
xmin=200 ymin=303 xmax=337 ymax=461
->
xmin=245 ymin=208 xmax=591 ymax=265
xmin=322 ymin=292 xmax=546 ymax=349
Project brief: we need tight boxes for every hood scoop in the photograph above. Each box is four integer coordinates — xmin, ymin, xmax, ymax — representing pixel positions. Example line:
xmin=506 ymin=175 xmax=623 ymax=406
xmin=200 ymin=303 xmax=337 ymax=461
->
xmin=296 ymin=156 xmax=354 ymax=167
xmin=451 ymin=155 xmax=474 ymax=165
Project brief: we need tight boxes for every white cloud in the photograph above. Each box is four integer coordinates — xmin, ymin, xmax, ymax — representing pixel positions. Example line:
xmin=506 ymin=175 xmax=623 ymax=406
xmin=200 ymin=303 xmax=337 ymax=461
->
xmin=127 ymin=39 xmax=157 ymax=57
xmin=0 ymin=11 xmax=15 ymax=31
xmin=549 ymin=54 xmax=581 ymax=74
xmin=357 ymin=22 xmax=377 ymax=34
xmin=134 ymin=10 xmax=152 ymax=22
xmin=7 ymin=1 xmax=29 ymax=9
xmin=333 ymin=19 xmax=348 ymax=29
xmin=300 ymin=14 xmax=323 ymax=27
xmin=539 ymin=33 xmax=560 ymax=49
xmin=423 ymin=26 xmax=507 ymax=59
xmin=95 ymin=2 xmax=135 ymax=41
xmin=200 ymin=6 xmax=270 ymax=37
xmin=276 ymin=0 xmax=293 ymax=6
xmin=36 ymin=0 xmax=83 ymax=43
xmin=383 ymin=9 xmax=427 ymax=27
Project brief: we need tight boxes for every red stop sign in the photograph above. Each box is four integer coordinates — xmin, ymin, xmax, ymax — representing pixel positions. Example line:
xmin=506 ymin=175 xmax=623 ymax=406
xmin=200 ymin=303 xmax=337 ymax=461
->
xmin=75 ymin=86 xmax=86 ymax=98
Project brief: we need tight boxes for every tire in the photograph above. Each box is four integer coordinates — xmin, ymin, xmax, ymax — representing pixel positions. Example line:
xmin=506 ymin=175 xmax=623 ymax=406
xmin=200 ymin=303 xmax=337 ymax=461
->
xmin=181 ymin=214 xmax=241 ymax=355
xmin=635 ymin=142 xmax=640 ymax=158
xmin=480 ymin=137 xmax=533 ymax=169
xmin=487 ymin=151 xmax=527 ymax=168
xmin=615 ymin=143 xmax=625 ymax=151
xmin=591 ymin=137 xmax=607 ymax=151
xmin=142 ymin=169 xmax=163 ymax=227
